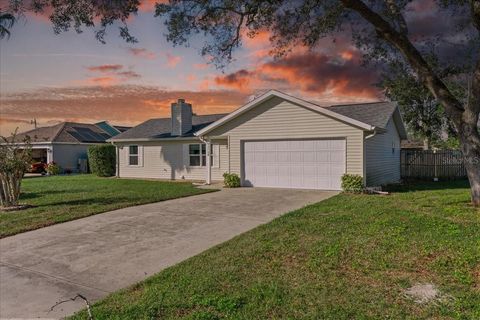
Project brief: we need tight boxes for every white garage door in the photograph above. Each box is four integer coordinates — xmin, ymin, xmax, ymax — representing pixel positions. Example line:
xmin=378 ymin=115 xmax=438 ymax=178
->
xmin=243 ymin=139 xmax=346 ymax=190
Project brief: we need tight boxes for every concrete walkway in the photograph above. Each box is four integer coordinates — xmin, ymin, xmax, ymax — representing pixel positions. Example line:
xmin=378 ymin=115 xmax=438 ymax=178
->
xmin=0 ymin=187 xmax=337 ymax=319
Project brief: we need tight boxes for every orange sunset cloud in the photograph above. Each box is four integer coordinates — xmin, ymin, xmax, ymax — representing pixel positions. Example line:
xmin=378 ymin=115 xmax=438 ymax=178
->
xmin=0 ymin=86 xmax=249 ymax=135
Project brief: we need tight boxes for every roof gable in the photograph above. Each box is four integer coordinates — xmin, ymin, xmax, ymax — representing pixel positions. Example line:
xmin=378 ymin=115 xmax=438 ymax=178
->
xmin=195 ymin=90 xmax=376 ymax=136
xmin=195 ymin=90 xmax=407 ymax=139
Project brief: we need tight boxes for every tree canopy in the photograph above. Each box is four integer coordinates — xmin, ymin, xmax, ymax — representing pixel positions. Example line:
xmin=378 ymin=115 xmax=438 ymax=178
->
xmin=3 ymin=0 xmax=480 ymax=204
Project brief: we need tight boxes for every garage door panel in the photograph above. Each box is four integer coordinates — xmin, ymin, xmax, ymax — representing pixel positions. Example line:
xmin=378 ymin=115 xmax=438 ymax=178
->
xmin=330 ymin=139 xmax=346 ymax=149
xmin=317 ymin=177 xmax=332 ymax=189
xmin=317 ymin=165 xmax=331 ymax=175
xmin=290 ymin=152 xmax=303 ymax=162
xmin=264 ymin=152 xmax=277 ymax=162
xmin=277 ymin=152 xmax=290 ymax=163
xmin=243 ymin=139 xmax=346 ymax=190
xmin=315 ymin=140 xmax=330 ymax=150
xmin=254 ymin=152 xmax=266 ymax=163
xmin=316 ymin=152 xmax=329 ymax=162
xmin=330 ymin=150 xmax=345 ymax=162
xmin=303 ymin=151 xmax=316 ymax=162
xmin=303 ymin=140 xmax=315 ymax=149
xmin=331 ymin=164 xmax=346 ymax=175
xmin=264 ymin=141 xmax=277 ymax=151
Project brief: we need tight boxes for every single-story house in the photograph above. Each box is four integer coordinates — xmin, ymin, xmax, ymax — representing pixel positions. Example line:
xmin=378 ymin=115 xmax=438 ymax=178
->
xmin=110 ymin=90 xmax=407 ymax=190
xmin=12 ymin=121 xmax=130 ymax=173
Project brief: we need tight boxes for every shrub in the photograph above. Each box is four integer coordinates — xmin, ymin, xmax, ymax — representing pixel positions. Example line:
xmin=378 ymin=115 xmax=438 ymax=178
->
xmin=88 ymin=144 xmax=116 ymax=177
xmin=341 ymin=174 xmax=364 ymax=193
xmin=223 ymin=172 xmax=241 ymax=188
xmin=46 ymin=162 xmax=61 ymax=175
xmin=0 ymin=130 xmax=32 ymax=207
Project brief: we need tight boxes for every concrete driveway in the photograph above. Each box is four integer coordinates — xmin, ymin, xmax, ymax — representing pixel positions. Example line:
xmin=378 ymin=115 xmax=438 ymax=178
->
xmin=0 ymin=187 xmax=337 ymax=319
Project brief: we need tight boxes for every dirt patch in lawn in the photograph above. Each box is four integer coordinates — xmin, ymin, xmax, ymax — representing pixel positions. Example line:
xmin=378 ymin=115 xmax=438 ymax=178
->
xmin=404 ymin=283 xmax=447 ymax=304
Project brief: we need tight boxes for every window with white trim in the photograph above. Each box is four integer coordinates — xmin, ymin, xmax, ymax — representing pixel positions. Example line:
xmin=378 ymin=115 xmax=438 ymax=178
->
xmin=189 ymin=144 xmax=214 ymax=167
xmin=129 ymin=145 xmax=139 ymax=165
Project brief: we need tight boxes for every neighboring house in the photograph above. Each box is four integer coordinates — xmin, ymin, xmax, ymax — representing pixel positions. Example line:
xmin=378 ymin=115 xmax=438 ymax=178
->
xmin=401 ymin=140 xmax=425 ymax=150
xmin=110 ymin=90 xmax=407 ymax=190
xmin=12 ymin=121 xmax=130 ymax=173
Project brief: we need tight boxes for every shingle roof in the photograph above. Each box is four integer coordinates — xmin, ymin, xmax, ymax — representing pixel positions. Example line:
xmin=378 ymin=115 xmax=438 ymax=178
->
xmin=12 ymin=122 xmax=121 ymax=143
xmin=113 ymin=125 xmax=131 ymax=133
xmin=324 ymin=101 xmax=397 ymax=129
xmin=111 ymin=114 xmax=228 ymax=141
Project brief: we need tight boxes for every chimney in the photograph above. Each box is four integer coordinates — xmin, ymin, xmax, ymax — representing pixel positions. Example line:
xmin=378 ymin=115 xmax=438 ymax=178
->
xmin=171 ymin=99 xmax=193 ymax=136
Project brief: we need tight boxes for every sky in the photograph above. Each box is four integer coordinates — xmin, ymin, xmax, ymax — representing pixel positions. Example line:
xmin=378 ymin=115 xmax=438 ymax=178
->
xmin=0 ymin=0 xmax=454 ymax=136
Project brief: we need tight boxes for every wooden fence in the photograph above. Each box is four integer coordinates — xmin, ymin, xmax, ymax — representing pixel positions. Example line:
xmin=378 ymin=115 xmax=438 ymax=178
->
xmin=401 ymin=150 xmax=467 ymax=180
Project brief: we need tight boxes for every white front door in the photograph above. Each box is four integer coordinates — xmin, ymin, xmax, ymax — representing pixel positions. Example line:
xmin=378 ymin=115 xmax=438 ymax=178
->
xmin=242 ymin=139 xmax=346 ymax=190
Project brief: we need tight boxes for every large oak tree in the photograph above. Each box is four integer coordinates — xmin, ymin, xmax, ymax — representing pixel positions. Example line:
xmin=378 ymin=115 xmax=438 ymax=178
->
xmin=4 ymin=0 xmax=480 ymax=205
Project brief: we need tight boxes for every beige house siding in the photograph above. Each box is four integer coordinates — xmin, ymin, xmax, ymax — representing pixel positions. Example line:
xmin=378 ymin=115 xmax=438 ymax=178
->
xmin=365 ymin=118 xmax=401 ymax=186
xmin=207 ymin=96 xmax=365 ymax=179
xmin=52 ymin=144 xmax=90 ymax=172
xmin=116 ymin=139 xmax=228 ymax=181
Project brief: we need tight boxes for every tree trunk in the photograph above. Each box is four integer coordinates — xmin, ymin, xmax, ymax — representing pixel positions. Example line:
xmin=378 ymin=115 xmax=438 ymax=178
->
xmin=0 ymin=170 xmax=23 ymax=208
xmin=458 ymin=126 xmax=480 ymax=207
xmin=423 ymin=138 xmax=430 ymax=150
xmin=340 ymin=0 xmax=480 ymax=206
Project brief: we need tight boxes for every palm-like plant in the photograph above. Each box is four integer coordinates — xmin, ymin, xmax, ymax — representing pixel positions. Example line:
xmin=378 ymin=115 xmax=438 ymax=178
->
xmin=0 ymin=11 xmax=15 ymax=39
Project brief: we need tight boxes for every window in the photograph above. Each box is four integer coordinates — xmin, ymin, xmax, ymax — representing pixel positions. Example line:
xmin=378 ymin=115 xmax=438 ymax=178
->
xmin=129 ymin=145 xmax=139 ymax=165
xmin=392 ymin=141 xmax=396 ymax=154
xmin=189 ymin=144 xmax=214 ymax=167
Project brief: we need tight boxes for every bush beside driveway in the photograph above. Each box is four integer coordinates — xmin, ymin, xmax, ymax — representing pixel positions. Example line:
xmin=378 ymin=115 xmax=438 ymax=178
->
xmin=0 ymin=175 xmax=213 ymax=238
xmin=69 ymin=180 xmax=480 ymax=320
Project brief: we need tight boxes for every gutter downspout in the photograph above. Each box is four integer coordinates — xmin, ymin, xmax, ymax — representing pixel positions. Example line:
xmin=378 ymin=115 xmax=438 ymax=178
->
xmin=365 ymin=126 xmax=377 ymax=140
xmin=363 ymin=127 xmax=377 ymax=188
xmin=111 ymin=141 xmax=119 ymax=178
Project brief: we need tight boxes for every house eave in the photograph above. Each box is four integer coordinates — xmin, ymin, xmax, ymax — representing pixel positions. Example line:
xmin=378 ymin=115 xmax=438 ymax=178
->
xmin=108 ymin=136 xmax=201 ymax=143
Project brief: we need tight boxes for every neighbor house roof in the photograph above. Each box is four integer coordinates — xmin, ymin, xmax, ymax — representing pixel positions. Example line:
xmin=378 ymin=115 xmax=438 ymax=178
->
xmin=401 ymin=140 xmax=425 ymax=149
xmin=110 ymin=114 xmax=228 ymax=141
xmin=195 ymin=89 xmax=407 ymax=139
xmin=12 ymin=122 xmax=130 ymax=144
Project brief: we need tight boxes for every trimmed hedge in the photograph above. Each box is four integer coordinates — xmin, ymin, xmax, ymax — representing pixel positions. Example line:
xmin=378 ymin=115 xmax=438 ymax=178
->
xmin=88 ymin=144 xmax=116 ymax=177
xmin=223 ymin=173 xmax=241 ymax=188
xmin=45 ymin=162 xmax=61 ymax=175
xmin=341 ymin=174 xmax=364 ymax=193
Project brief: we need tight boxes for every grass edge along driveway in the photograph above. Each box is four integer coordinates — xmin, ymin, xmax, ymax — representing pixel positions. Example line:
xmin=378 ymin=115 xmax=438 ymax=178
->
xmin=0 ymin=175 xmax=214 ymax=238
xmin=69 ymin=180 xmax=480 ymax=320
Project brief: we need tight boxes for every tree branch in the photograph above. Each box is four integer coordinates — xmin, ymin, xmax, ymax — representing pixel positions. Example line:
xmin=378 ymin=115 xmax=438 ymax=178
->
xmin=471 ymin=0 xmax=480 ymax=31
xmin=385 ymin=0 xmax=408 ymax=34
xmin=49 ymin=294 xmax=93 ymax=320
xmin=219 ymin=12 xmax=245 ymax=57
xmin=468 ymin=53 xmax=480 ymax=120
xmin=341 ymin=0 xmax=465 ymax=120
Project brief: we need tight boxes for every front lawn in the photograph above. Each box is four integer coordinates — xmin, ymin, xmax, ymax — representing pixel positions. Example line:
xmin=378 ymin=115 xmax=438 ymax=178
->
xmin=0 ymin=175 xmax=213 ymax=238
xmin=71 ymin=180 xmax=479 ymax=319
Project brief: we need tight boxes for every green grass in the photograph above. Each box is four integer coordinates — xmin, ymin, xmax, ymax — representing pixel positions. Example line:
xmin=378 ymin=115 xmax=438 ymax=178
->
xmin=0 ymin=175 xmax=213 ymax=238
xmin=70 ymin=180 xmax=480 ymax=320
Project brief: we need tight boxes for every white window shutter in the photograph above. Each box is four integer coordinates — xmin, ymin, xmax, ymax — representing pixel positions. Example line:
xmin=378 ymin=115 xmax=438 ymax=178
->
xmin=125 ymin=145 xmax=130 ymax=165
xmin=213 ymin=144 xmax=220 ymax=168
xmin=139 ymin=145 xmax=144 ymax=167
xmin=183 ymin=144 xmax=190 ymax=167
